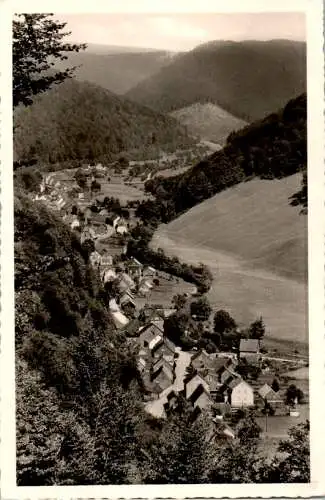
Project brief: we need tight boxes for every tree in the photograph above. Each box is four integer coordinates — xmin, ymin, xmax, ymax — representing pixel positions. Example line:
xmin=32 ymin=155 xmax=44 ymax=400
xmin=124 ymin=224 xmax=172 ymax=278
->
xmin=285 ymin=384 xmax=304 ymax=405
xmin=172 ymin=293 xmax=187 ymax=311
xmin=143 ymin=400 xmax=213 ymax=484
xmin=213 ymin=310 xmax=236 ymax=335
xmin=262 ymin=422 xmax=310 ymax=483
xmin=271 ymin=378 xmax=280 ymax=392
xmin=190 ymin=296 xmax=212 ymax=321
xmin=248 ymin=316 xmax=265 ymax=340
xmin=75 ymin=169 xmax=87 ymax=190
xmin=91 ymin=180 xmax=101 ymax=193
xmin=13 ymin=14 xmax=86 ymax=107
xmin=236 ymin=413 xmax=262 ymax=445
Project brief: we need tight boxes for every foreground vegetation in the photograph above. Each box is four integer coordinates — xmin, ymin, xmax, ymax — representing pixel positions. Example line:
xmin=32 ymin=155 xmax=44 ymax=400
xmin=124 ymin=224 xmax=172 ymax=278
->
xmin=15 ymin=192 xmax=310 ymax=485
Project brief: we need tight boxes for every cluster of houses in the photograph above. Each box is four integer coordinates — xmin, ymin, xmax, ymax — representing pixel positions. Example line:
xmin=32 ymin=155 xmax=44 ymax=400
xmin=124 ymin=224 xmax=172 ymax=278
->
xmin=124 ymin=319 xmax=287 ymax=425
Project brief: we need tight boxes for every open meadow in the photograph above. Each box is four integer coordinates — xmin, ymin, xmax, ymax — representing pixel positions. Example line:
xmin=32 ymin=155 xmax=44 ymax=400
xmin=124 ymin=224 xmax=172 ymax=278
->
xmin=151 ymin=174 xmax=308 ymax=346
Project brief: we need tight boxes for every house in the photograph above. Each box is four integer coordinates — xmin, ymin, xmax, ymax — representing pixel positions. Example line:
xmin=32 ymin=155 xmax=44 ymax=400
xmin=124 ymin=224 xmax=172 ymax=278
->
xmin=224 ymin=378 xmax=254 ymax=408
xmin=143 ymin=266 xmax=156 ymax=278
xmin=150 ymin=364 xmax=174 ymax=394
xmin=113 ymin=216 xmax=121 ymax=229
xmin=109 ymin=298 xmax=119 ymax=312
xmin=89 ymin=251 xmax=101 ymax=269
xmin=189 ymin=384 xmax=212 ymax=412
xmin=239 ymin=339 xmax=261 ymax=363
xmin=151 ymin=357 xmax=175 ymax=383
xmin=151 ymin=337 xmax=176 ymax=363
xmin=100 ymin=253 xmax=113 ymax=268
xmin=117 ymin=273 xmax=136 ymax=293
xmin=116 ymin=224 xmax=128 ymax=235
xmin=111 ymin=310 xmax=129 ymax=329
xmin=138 ymin=280 xmax=153 ymax=296
xmin=185 ymin=373 xmax=210 ymax=401
xmin=128 ymin=257 xmax=143 ymax=279
xmin=120 ymin=291 xmax=137 ymax=310
xmin=148 ymin=334 xmax=164 ymax=354
xmin=138 ymin=323 xmax=164 ymax=349
xmin=258 ymin=384 xmax=283 ymax=404
xmin=70 ymin=218 xmax=80 ymax=230
xmin=101 ymin=268 xmax=117 ymax=284
xmin=80 ymin=227 xmax=96 ymax=244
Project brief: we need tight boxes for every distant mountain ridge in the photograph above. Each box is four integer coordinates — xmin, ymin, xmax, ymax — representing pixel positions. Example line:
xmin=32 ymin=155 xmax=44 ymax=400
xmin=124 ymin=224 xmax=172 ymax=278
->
xmin=54 ymin=47 xmax=177 ymax=94
xmin=125 ymin=39 xmax=306 ymax=122
xmin=14 ymin=79 xmax=193 ymax=164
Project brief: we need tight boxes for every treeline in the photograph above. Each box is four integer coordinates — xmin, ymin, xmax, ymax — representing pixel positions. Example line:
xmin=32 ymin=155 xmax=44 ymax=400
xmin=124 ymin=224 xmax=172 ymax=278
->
xmin=127 ymin=223 xmax=213 ymax=293
xmin=143 ymin=94 xmax=307 ymax=220
xmin=13 ymin=78 xmax=193 ymax=166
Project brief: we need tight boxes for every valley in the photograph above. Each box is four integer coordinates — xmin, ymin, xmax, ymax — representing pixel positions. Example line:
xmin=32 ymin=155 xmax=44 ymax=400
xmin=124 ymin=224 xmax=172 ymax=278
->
xmin=13 ymin=15 xmax=310 ymax=485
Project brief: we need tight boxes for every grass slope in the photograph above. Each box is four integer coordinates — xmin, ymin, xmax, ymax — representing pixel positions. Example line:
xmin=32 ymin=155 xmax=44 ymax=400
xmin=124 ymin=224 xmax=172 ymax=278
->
xmin=14 ymin=79 xmax=192 ymax=164
xmin=170 ymin=103 xmax=247 ymax=143
xmin=126 ymin=39 xmax=306 ymax=121
xmin=152 ymin=174 xmax=307 ymax=343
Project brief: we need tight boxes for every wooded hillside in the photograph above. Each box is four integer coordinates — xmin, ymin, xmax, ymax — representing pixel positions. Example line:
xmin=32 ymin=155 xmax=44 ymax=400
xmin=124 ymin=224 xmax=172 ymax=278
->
xmin=126 ymin=40 xmax=306 ymax=122
xmin=14 ymin=79 xmax=193 ymax=165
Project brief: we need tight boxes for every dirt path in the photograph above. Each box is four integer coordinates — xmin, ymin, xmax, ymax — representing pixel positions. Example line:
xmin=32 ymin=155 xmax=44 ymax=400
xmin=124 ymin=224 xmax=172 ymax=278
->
xmin=151 ymin=230 xmax=308 ymax=344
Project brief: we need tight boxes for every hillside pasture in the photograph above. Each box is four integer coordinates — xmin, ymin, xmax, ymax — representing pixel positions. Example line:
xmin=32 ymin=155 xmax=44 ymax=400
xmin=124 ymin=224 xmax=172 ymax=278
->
xmin=170 ymin=102 xmax=247 ymax=143
xmin=96 ymin=178 xmax=149 ymax=204
xmin=135 ymin=273 xmax=194 ymax=309
xmin=151 ymin=174 xmax=307 ymax=344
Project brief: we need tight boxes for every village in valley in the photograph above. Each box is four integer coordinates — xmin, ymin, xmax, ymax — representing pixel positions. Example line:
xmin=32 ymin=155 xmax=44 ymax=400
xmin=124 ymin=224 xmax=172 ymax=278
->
xmin=30 ymin=157 xmax=309 ymax=451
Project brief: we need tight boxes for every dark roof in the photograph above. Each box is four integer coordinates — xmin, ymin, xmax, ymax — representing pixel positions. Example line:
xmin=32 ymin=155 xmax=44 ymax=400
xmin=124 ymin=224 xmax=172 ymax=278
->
xmin=240 ymin=339 xmax=260 ymax=353
xmin=189 ymin=384 xmax=207 ymax=405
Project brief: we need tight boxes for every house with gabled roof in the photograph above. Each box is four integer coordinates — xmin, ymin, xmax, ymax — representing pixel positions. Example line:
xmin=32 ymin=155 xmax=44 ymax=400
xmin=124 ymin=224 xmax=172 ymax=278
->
xmin=119 ymin=290 xmax=136 ymax=310
xmin=138 ymin=322 xmax=164 ymax=349
xmin=222 ymin=378 xmax=254 ymax=408
xmin=239 ymin=338 xmax=261 ymax=363
xmin=151 ymin=337 xmax=176 ymax=363
xmin=89 ymin=250 xmax=101 ymax=269
xmin=101 ymin=268 xmax=117 ymax=284
xmin=151 ymin=357 xmax=175 ymax=382
xmin=185 ymin=373 xmax=210 ymax=401
xmin=150 ymin=365 xmax=174 ymax=394
xmin=189 ymin=384 xmax=212 ymax=412
xmin=117 ymin=272 xmax=136 ymax=293
xmin=100 ymin=253 xmax=113 ymax=269
xmin=258 ymin=384 xmax=283 ymax=404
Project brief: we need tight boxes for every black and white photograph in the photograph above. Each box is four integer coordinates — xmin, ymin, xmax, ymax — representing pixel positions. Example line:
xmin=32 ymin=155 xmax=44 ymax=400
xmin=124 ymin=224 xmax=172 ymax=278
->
xmin=1 ymin=0 xmax=324 ymax=497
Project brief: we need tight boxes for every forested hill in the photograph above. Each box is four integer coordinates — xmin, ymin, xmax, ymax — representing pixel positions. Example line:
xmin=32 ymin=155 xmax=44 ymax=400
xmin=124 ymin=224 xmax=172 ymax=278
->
xmin=125 ymin=39 xmax=306 ymax=122
xmin=143 ymin=93 xmax=307 ymax=220
xmin=13 ymin=78 xmax=193 ymax=165
xmin=15 ymin=191 xmax=150 ymax=484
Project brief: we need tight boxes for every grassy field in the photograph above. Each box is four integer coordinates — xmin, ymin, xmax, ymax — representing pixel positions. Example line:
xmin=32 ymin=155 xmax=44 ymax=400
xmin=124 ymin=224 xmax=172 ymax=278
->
xmin=135 ymin=272 xmax=194 ymax=309
xmin=151 ymin=174 xmax=308 ymax=344
xmin=170 ymin=102 xmax=247 ymax=144
xmin=96 ymin=178 xmax=148 ymax=204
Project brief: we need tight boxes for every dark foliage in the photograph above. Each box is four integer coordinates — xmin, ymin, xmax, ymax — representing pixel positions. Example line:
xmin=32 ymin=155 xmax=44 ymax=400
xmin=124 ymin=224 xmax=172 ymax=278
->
xmin=13 ymin=14 xmax=86 ymax=107
xmin=14 ymin=79 xmax=193 ymax=165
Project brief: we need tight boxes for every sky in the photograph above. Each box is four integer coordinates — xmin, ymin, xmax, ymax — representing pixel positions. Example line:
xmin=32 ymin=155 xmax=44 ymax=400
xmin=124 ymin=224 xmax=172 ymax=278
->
xmin=56 ymin=13 xmax=306 ymax=52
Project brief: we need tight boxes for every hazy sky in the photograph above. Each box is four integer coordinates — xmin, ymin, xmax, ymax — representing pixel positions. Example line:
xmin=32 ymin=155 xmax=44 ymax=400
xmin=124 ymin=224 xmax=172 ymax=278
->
xmin=56 ymin=13 xmax=306 ymax=52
